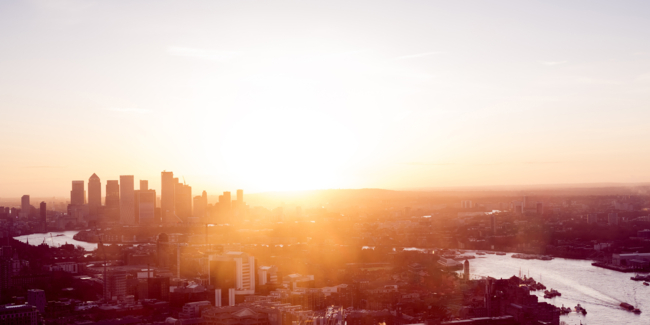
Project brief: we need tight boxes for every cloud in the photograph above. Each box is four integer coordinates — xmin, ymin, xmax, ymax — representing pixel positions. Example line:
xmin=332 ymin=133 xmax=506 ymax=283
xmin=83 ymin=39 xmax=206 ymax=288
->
xmin=395 ymin=51 xmax=444 ymax=60
xmin=105 ymin=107 xmax=152 ymax=113
xmin=539 ymin=61 xmax=567 ymax=66
xmin=168 ymin=47 xmax=240 ymax=61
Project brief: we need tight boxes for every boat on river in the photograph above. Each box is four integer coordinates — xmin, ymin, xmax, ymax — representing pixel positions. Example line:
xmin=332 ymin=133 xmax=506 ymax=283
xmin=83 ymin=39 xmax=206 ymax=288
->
xmin=630 ymin=274 xmax=650 ymax=281
xmin=544 ymin=289 xmax=561 ymax=298
xmin=620 ymin=302 xmax=640 ymax=313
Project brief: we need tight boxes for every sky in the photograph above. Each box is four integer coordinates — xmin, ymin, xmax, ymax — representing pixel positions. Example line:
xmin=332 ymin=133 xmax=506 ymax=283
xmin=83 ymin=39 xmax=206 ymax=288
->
xmin=2 ymin=0 xmax=650 ymax=197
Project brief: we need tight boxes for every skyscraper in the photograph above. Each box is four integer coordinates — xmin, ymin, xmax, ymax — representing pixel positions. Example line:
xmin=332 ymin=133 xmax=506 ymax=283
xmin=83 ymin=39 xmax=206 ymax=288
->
xmin=234 ymin=189 xmax=244 ymax=219
xmin=39 ymin=202 xmax=46 ymax=232
xmin=192 ymin=196 xmax=205 ymax=220
xmin=161 ymin=171 xmax=175 ymax=223
xmin=20 ymin=195 xmax=30 ymax=218
xmin=236 ymin=189 xmax=243 ymax=205
xmin=140 ymin=180 xmax=148 ymax=191
xmin=222 ymin=191 xmax=232 ymax=221
xmin=174 ymin=179 xmax=192 ymax=221
xmin=105 ymin=180 xmax=120 ymax=221
xmin=119 ymin=175 xmax=135 ymax=225
xmin=71 ymin=181 xmax=85 ymax=206
xmin=88 ymin=173 xmax=101 ymax=216
xmin=139 ymin=189 xmax=156 ymax=225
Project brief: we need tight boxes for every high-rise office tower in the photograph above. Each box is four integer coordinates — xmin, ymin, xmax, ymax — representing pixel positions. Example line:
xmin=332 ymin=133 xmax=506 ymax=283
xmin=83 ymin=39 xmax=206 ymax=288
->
xmin=235 ymin=189 xmax=244 ymax=218
xmin=202 ymin=190 xmax=208 ymax=210
xmin=536 ymin=202 xmax=544 ymax=215
xmin=133 ymin=180 xmax=150 ymax=224
xmin=173 ymin=179 xmax=192 ymax=221
xmin=523 ymin=196 xmax=528 ymax=209
xmin=217 ymin=195 xmax=224 ymax=223
xmin=20 ymin=195 xmax=30 ymax=218
xmin=88 ymin=173 xmax=101 ymax=211
xmin=236 ymin=189 xmax=243 ymax=205
xmin=40 ymin=202 xmax=46 ymax=232
xmin=105 ymin=180 xmax=120 ymax=221
xmin=139 ymin=189 xmax=156 ymax=225
xmin=71 ymin=181 xmax=85 ymax=205
xmin=174 ymin=179 xmax=183 ymax=219
xmin=182 ymin=184 xmax=192 ymax=219
xmin=119 ymin=175 xmax=135 ymax=225
xmin=161 ymin=171 xmax=175 ymax=223
xmin=223 ymin=191 xmax=232 ymax=221
xmin=192 ymin=196 xmax=205 ymax=219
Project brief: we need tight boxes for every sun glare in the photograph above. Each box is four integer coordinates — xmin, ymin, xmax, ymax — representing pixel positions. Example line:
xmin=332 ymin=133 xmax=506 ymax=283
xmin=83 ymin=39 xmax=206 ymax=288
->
xmin=219 ymin=108 xmax=358 ymax=192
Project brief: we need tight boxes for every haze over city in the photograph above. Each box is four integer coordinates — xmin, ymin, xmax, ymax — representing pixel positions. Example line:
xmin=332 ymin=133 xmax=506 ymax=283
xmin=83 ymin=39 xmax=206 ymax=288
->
xmin=4 ymin=2 xmax=650 ymax=325
xmin=3 ymin=1 xmax=650 ymax=197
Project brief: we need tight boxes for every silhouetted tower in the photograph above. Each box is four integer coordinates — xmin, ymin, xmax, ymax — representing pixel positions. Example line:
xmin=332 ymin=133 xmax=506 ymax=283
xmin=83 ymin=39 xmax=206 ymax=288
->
xmin=223 ymin=191 xmax=232 ymax=221
xmin=140 ymin=180 xmax=148 ymax=191
xmin=464 ymin=259 xmax=470 ymax=280
xmin=105 ymin=180 xmax=120 ymax=221
xmin=20 ymin=195 xmax=30 ymax=218
xmin=88 ymin=173 xmax=102 ymax=215
xmin=70 ymin=181 xmax=85 ymax=205
xmin=161 ymin=171 xmax=175 ymax=223
xmin=237 ymin=189 xmax=243 ymax=205
xmin=119 ymin=175 xmax=135 ymax=225
xmin=139 ymin=185 xmax=156 ymax=225
xmin=39 ymin=202 xmax=46 ymax=232
xmin=202 ymin=191 xmax=208 ymax=212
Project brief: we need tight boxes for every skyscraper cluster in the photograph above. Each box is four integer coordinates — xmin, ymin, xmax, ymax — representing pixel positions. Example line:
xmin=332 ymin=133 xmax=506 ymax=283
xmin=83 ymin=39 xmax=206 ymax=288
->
xmin=68 ymin=173 xmax=157 ymax=225
xmin=160 ymin=171 xmax=246 ymax=224
xmin=63 ymin=171 xmax=246 ymax=225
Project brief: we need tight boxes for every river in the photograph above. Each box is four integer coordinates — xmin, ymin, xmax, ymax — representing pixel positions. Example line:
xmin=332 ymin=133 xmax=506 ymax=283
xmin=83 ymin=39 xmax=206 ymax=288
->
xmin=463 ymin=252 xmax=647 ymax=325
xmin=13 ymin=231 xmax=97 ymax=251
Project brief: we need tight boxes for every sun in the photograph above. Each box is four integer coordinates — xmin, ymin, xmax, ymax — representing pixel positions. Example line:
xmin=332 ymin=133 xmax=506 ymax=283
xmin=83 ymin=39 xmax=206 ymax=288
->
xmin=218 ymin=109 xmax=357 ymax=192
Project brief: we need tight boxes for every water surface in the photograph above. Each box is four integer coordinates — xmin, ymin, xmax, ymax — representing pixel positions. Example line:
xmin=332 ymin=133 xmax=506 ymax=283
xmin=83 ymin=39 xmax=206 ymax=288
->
xmin=465 ymin=252 xmax=647 ymax=325
xmin=14 ymin=231 xmax=97 ymax=251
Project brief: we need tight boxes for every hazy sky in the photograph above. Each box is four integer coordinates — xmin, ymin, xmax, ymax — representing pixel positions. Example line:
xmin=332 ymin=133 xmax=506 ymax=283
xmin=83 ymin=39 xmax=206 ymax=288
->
xmin=2 ymin=0 xmax=650 ymax=197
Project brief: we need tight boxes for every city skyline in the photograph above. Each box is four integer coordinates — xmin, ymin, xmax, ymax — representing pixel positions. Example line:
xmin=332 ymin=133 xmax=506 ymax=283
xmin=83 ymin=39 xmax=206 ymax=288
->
xmin=3 ymin=1 xmax=650 ymax=324
xmin=3 ymin=1 xmax=650 ymax=196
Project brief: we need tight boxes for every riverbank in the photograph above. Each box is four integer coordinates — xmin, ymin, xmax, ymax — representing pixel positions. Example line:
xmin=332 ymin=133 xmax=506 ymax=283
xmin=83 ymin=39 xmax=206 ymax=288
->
xmin=592 ymin=262 xmax=645 ymax=273
xmin=13 ymin=231 xmax=98 ymax=251
xmin=465 ymin=252 xmax=648 ymax=325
